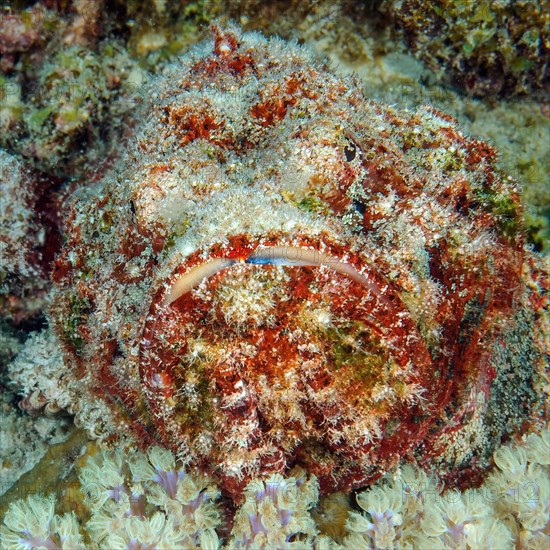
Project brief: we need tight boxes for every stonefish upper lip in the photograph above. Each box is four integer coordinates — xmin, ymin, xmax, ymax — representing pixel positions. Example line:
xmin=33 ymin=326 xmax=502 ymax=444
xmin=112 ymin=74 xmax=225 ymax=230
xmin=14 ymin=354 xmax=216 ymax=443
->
xmin=162 ymin=245 xmax=382 ymax=306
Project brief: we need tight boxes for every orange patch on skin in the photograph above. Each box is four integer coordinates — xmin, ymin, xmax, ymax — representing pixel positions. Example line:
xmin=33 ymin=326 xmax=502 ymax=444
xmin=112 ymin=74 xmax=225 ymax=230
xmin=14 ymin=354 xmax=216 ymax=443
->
xmin=250 ymin=97 xmax=291 ymax=127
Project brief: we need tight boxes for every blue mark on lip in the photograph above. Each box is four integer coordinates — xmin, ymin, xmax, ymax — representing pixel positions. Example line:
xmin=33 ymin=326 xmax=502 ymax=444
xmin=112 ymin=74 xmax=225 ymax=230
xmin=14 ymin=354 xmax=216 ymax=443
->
xmin=245 ymin=255 xmax=313 ymax=266
xmin=245 ymin=256 xmax=279 ymax=265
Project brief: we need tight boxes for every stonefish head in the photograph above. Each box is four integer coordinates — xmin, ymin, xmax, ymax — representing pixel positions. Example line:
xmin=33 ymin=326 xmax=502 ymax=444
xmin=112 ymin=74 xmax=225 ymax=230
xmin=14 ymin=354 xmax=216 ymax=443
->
xmin=51 ymin=25 xmax=546 ymax=499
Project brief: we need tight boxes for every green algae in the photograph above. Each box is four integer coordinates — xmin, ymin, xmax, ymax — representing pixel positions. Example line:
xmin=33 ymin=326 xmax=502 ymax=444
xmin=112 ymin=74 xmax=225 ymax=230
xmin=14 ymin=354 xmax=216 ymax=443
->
xmin=473 ymin=187 xmax=521 ymax=238
xmin=325 ymin=323 xmax=393 ymax=390
xmin=381 ymin=0 xmax=549 ymax=96
xmin=298 ymin=195 xmax=328 ymax=214
xmin=64 ymin=296 xmax=92 ymax=354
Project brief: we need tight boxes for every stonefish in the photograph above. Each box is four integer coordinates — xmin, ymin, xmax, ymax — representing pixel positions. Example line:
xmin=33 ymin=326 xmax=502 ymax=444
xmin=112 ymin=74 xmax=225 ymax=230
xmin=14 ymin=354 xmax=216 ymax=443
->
xmin=48 ymin=25 xmax=547 ymax=498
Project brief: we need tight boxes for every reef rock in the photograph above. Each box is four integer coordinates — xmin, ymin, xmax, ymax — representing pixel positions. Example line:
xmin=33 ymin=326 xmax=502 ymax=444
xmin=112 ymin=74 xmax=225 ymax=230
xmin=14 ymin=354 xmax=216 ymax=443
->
xmin=0 ymin=149 xmax=56 ymax=324
xmin=41 ymin=25 xmax=546 ymax=499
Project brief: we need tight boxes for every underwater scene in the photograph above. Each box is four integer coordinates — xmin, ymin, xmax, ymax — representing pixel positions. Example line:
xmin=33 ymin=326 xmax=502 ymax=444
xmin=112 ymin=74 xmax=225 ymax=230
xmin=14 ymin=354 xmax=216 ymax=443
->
xmin=0 ymin=1 xmax=548 ymax=548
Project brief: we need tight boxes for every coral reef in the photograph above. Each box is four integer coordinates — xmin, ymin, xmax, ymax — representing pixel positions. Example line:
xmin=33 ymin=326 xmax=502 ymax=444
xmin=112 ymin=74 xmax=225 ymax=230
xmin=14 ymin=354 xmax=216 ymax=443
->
xmin=380 ymin=0 xmax=550 ymax=96
xmin=343 ymin=425 xmax=550 ymax=549
xmin=0 ymin=494 xmax=84 ymax=549
xmin=8 ymin=329 xmax=116 ymax=435
xmin=1 ymin=425 xmax=548 ymax=548
xmin=0 ymin=428 xmax=89 ymax=520
xmin=228 ymin=469 xmax=318 ymax=548
xmin=11 ymin=41 xmax=135 ymax=175
xmin=0 ymin=5 xmax=548 ymax=547
xmin=1 ymin=39 xmax=136 ymax=176
xmin=0 ymin=4 xmax=51 ymax=60
xmin=80 ymin=446 xmax=221 ymax=548
xmin=0 ymin=390 xmax=71 ymax=497
xmin=31 ymin=24 xmax=545 ymax=499
xmin=0 ymin=2 xmax=139 ymax=178
xmin=1 ymin=445 xmax=223 ymax=549
xmin=108 ymin=0 xmax=213 ymax=65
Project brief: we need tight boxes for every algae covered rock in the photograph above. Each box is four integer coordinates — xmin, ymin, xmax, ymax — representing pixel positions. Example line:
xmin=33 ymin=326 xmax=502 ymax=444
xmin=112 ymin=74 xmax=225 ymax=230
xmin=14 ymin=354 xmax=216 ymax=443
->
xmin=381 ymin=0 xmax=550 ymax=96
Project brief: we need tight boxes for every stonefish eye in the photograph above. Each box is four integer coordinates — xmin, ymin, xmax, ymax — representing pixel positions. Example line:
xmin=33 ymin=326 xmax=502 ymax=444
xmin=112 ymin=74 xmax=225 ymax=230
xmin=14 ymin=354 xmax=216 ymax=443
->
xmin=343 ymin=132 xmax=362 ymax=162
xmin=343 ymin=141 xmax=356 ymax=162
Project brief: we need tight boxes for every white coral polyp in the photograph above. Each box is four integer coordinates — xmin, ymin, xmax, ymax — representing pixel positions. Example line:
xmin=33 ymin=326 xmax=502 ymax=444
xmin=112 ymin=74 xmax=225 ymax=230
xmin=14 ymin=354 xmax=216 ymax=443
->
xmin=493 ymin=446 xmax=528 ymax=481
xmin=0 ymin=494 xmax=84 ymax=550
xmin=464 ymin=520 xmax=513 ymax=550
xmin=81 ymin=446 xmax=221 ymax=548
xmin=347 ymin=484 xmax=404 ymax=549
xmin=1 ymin=425 xmax=548 ymax=549
xmin=524 ymin=426 xmax=550 ymax=466
xmin=229 ymin=469 xmax=319 ymax=549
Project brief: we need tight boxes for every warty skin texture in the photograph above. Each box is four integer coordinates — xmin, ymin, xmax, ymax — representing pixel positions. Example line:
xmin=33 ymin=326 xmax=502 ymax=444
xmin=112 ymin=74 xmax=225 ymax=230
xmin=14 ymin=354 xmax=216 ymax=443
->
xmin=47 ymin=24 xmax=547 ymax=500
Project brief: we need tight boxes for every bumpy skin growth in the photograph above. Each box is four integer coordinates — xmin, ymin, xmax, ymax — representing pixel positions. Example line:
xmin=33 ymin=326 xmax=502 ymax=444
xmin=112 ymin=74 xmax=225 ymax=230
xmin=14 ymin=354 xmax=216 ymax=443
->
xmin=50 ymin=25 xmax=546 ymax=499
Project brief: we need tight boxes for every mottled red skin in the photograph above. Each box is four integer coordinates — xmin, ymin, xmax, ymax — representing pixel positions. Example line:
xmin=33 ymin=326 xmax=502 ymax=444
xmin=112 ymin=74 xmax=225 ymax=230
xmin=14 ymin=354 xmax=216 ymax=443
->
xmin=49 ymin=25 xmax=544 ymax=500
xmin=135 ymin=227 xmax=527 ymax=497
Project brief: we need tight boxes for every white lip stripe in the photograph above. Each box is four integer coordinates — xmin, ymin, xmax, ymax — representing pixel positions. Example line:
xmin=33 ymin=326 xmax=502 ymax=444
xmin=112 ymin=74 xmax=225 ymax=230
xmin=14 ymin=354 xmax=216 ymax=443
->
xmin=162 ymin=258 xmax=236 ymax=305
xmin=163 ymin=246 xmax=380 ymax=306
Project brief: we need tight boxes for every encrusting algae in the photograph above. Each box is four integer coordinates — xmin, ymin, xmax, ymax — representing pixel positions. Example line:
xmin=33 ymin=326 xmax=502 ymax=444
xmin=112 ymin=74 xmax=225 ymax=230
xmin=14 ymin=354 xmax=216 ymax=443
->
xmin=1 ymin=17 xmax=548 ymax=549
xmin=379 ymin=0 xmax=550 ymax=97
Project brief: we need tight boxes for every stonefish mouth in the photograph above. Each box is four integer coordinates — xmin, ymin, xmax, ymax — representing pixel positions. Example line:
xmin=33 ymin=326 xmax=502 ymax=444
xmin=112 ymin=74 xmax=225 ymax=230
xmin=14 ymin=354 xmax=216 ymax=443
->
xmin=139 ymin=236 xmax=434 ymax=495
